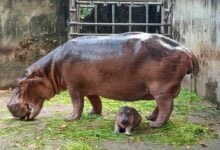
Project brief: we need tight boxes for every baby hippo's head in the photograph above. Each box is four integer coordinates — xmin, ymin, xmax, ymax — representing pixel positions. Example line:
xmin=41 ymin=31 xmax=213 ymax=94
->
xmin=114 ymin=106 xmax=141 ymax=135
xmin=117 ymin=106 xmax=134 ymax=126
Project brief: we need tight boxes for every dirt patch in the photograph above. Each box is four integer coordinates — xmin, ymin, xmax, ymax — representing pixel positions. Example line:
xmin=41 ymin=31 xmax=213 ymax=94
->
xmin=100 ymin=141 xmax=174 ymax=150
xmin=100 ymin=140 xmax=220 ymax=150
xmin=187 ymin=101 xmax=220 ymax=138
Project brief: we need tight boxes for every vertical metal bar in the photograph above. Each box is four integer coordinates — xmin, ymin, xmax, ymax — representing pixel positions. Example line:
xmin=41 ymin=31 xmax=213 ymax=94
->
xmin=117 ymin=1 xmax=121 ymax=7
xmin=70 ymin=0 xmax=72 ymax=7
xmin=90 ymin=0 xmax=94 ymax=7
xmin=129 ymin=5 xmax=132 ymax=32
xmin=104 ymin=0 xmax=107 ymax=6
xmin=70 ymin=0 xmax=77 ymax=38
xmin=167 ymin=0 xmax=170 ymax=35
xmin=167 ymin=0 xmax=174 ymax=36
xmin=95 ymin=5 xmax=98 ymax=33
xmin=161 ymin=0 xmax=165 ymax=34
xmin=112 ymin=4 xmax=115 ymax=33
xmin=131 ymin=0 xmax=134 ymax=7
xmin=69 ymin=0 xmax=73 ymax=37
xmin=77 ymin=3 xmax=80 ymax=34
xmin=145 ymin=1 xmax=149 ymax=32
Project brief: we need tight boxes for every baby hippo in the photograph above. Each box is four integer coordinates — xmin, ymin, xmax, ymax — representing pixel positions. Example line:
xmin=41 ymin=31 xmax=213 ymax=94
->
xmin=114 ymin=106 xmax=141 ymax=135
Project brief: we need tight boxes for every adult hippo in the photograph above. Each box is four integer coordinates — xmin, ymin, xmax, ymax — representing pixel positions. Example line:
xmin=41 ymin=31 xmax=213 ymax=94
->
xmin=7 ymin=32 xmax=199 ymax=127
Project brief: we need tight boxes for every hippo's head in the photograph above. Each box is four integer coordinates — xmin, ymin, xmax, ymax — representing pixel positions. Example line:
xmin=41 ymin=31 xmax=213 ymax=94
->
xmin=7 ymin=67 xmax=55 ymax=120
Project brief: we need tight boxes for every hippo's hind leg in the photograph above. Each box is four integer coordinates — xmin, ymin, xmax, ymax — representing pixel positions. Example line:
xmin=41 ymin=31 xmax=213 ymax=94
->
xmin=149 ymin=96 xmax=173 ymax=127
xmin=149 ymin=83 xmax=180 ymax=127
xmin=66 ymin=89 xmax=84 ymax=121
xmin=146 ymin=106 xmax=158 ymax=121
xmin=87 ymin=95 xmax=102 ymax=115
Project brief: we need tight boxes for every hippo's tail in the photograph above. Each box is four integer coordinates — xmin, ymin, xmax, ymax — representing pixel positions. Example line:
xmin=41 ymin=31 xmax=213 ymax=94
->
xmin=188 ymin=51 xmax=199 ymax=75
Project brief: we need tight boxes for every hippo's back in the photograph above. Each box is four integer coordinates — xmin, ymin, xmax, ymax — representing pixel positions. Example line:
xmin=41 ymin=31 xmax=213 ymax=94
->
xmin=60 ymin=32 xmax=188 ymax=62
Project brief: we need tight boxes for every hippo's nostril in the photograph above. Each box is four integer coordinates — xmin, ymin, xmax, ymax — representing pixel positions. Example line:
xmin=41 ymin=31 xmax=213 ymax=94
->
xmin=7 ymin=103 xmax=18 ymax=112
xmin=7 ymin=103 xmax=29 ymax=119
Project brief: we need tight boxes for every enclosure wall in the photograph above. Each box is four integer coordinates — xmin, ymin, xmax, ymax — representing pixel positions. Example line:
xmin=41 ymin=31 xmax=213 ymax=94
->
xmin=172 ymin=0 xmax=220 ymax=107
xmin=0 ymin=0 xmax=68 ymax=89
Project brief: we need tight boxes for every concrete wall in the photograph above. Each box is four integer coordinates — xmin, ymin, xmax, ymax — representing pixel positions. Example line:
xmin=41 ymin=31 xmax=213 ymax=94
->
xmin=0 ymin=0 xmax=68 ymax=89
xmin=172 ymin=0 xmax=220 ymax=108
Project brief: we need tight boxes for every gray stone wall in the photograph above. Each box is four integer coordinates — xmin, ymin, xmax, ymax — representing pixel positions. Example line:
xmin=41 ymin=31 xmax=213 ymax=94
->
xmin=0 ymin=0 xmax=68 ymax=89
xmin=172 ymin=0 xmax=220 ymax=108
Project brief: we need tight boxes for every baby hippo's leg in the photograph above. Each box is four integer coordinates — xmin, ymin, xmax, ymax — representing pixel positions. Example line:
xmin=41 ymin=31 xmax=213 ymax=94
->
xmin=114 ymin=123 xmax=120 ymax=134
xmin=125 ymin=126 xmax=133 ymax=135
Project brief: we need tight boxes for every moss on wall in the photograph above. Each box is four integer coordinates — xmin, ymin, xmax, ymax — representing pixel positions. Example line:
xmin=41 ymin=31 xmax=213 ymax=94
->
xmin=0 ymin=0 xmax=69 ymax=89
xmin=172 ymin=0 xmax=220 ymax=106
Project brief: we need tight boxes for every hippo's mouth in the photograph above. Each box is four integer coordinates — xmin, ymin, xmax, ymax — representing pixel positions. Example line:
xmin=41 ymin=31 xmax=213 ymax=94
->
xmin=24 ymin=103 xmax=32 ymax=120
xmin=8 ymin=101 xmax=43 ymax=121
xmin=18 ymin=103 xmax=32 ymax=120
xmin=22 ymin=102 xmax=43 ymax=120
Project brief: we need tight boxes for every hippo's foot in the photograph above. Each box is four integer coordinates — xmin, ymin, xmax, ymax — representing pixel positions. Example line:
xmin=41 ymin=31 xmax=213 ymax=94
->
xmin=88 ymin=108 xmax=102 ymax=115
xmin=65 ymin=114 xmax=80 ymax=121
xmin=146 ymin=107 xmax=158 ymax=121
xmin=149 ymin=121 xmax=163 ymax=128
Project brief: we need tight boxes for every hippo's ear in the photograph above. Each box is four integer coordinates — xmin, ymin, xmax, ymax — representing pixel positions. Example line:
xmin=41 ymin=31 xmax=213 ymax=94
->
xmin=32 ymin=68 xmax=44 ymax=77
xmin=25 ymin=67 xmax=44 ymax=78
xmin=17 ymin=77 xmax=43 ymax=85
xmin=17 ymin=77 xmax=25 ymax=85
xmin=16 ymin=78 xmax=28 ymax=91
xmin=17 ymin=67 xmax=44 ymax=86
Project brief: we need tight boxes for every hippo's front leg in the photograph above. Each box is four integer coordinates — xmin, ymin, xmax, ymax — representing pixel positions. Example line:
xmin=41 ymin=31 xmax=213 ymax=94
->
xmin=87 ymin=95 xmax=102 ymax=115
xmin=66 ymin=89 xmax=84 ymax=121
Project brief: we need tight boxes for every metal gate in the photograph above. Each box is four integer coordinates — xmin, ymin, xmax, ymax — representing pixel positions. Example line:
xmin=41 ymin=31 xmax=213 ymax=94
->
xmin=69 ymin=0 xmax=173 ymax=37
